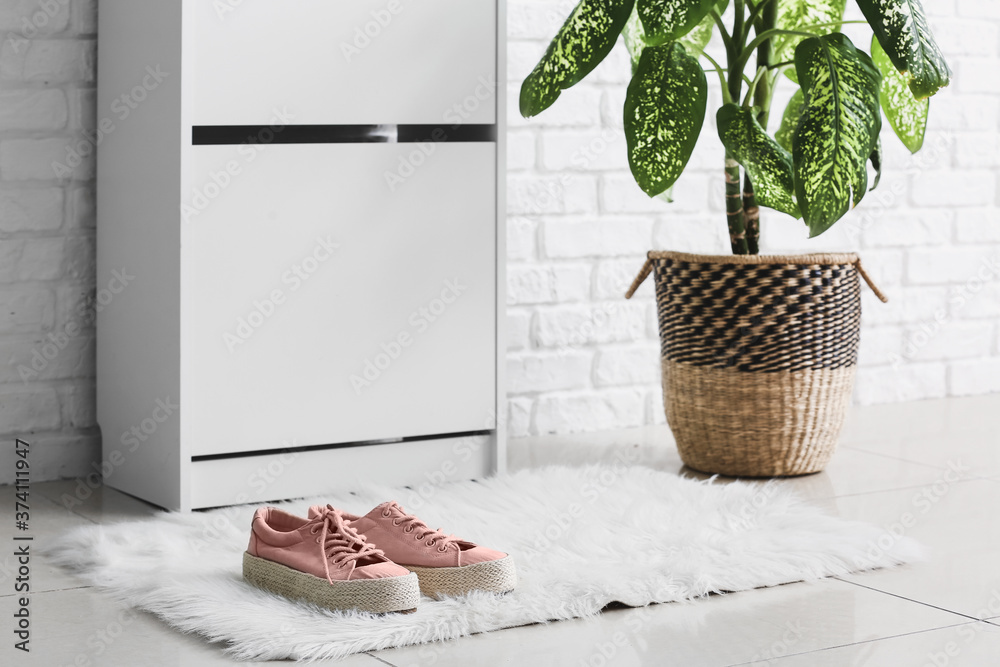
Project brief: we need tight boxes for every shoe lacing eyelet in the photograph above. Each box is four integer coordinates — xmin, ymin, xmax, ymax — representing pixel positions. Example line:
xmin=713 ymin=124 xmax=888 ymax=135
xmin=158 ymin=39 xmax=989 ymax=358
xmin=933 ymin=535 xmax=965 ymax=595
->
xmin=404 ymin=526 xmax=413 ymax=533
xmin=381 ymin=509 xmax=391 ymax=518
xmin=392 ymin=518 xmax=401 ymax=526
xmin=426 ymin=540 xmax=435 ymax=547
xmin=437 ymin=546 xmax=447 ymax=553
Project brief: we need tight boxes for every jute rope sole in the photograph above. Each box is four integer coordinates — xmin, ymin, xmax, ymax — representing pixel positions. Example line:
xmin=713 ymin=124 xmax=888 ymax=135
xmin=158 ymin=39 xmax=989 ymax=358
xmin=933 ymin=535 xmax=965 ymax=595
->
xmin=242 ymin=552 xmax=420 ymax=614
xmin=404 ymin=555 xmax=517 ymax=599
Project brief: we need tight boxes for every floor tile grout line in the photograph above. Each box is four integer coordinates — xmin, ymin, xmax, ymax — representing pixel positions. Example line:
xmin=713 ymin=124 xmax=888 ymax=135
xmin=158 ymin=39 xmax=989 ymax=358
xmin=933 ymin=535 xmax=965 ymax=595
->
xmin=838 ymin=445 xmax=962 ymax=471
xmin=11 ymin=484 xmax=100 ymax=526
xmin=698 ymin=471 xmax=987 ymax=505
xmin=835 ymin=577 xmax=991 ymax=623
xmin=44 ymin=487 xmax=160 ymax=525
xmin=28 ymin=585 xmax=93 ymax=596
xmin=16 ymin=481 xmax=105 ymax=526
xmin=839 ymin=445 xmax=1000 ymax=482
xmin=63 ymin=506 xmax=103 ymax=525
xmin=820 ymin=475 xmax=991 ymax=501
xmin=0 ymin=584 xmax=92 ymax=599
xmin=26 ymin=480 xmax=164 ymax=519
xmin=724 ymin=621 xmax=985 ymax=667
xmin=366 ymin=653 xmax=398 ymax=666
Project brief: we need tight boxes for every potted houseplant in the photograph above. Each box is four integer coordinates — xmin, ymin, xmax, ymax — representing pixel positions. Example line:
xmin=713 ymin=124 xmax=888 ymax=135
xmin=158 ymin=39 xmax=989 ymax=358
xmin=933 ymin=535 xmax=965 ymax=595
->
xmin=520 ymin=0 xmax=950 ymax=476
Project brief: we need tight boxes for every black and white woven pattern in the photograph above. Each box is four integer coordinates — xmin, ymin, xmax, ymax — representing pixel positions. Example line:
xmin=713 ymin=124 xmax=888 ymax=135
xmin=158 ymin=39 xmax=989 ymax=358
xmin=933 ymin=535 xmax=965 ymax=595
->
xmin=651 ymin=256 xmax=862 ymax=373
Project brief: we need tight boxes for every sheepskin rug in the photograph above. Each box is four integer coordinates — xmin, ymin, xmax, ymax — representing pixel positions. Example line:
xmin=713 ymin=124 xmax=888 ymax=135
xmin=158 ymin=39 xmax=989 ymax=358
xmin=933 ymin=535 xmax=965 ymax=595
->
xmin=45 ymin=464 xmax=921 ymax=662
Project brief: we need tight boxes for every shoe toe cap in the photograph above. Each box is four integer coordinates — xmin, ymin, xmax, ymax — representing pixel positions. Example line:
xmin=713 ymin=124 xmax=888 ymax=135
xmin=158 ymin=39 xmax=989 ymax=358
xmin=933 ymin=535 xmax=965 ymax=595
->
xmin=460 ymin=545 xmax=507 ymax=565
xmin=351 ymin=560 xmax=411 ymax=580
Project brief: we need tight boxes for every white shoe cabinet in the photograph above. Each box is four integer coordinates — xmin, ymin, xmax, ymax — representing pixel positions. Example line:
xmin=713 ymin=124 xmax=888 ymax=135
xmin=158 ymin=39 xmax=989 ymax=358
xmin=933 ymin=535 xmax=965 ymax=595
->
xmin=96 ymin=0 xmax=506 ymax=510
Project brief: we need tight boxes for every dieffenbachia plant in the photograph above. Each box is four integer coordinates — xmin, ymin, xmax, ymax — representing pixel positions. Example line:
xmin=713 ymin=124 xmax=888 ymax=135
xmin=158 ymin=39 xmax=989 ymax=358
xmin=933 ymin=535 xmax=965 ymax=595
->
xmin=519 ymin=0 xmax=951 ymax=254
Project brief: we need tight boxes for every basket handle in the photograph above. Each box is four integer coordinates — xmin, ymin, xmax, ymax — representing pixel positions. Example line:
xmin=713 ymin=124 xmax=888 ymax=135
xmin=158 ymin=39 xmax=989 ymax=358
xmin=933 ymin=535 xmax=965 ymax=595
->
xmin=624 ymin=258 xmax=652 ymax=300
xmin=625 ymin=255 xmax=889 ymax=302
xmin=855 ymin=259 xmax=889 ymax=303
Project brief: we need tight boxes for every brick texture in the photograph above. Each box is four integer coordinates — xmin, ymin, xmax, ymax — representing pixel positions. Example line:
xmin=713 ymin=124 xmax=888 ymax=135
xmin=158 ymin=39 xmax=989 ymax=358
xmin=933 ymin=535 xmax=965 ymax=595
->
xmin=0 ymin=0 xmax=97 ymax=480
xmin=505 ymin=2 xmax=1000 ymax=436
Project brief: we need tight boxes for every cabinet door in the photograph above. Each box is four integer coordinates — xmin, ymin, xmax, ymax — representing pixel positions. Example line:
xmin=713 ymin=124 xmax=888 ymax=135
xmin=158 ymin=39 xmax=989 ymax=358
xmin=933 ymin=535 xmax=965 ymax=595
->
xmin=187 ymin=0 xmax=497 ymax=125
xmin=181 ymin=142 xmax=496 ymax=457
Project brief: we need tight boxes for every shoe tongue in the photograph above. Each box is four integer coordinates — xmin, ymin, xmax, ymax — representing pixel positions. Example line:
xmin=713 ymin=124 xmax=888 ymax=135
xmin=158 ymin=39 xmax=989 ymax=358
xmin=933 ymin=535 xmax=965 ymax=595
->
xmin=366 ymin=500 xmax=399 ymax=519
xmin=307 ymin=506 xmax=373 ymax=559
xmin=307 ymin=503 xmax=334 ymax=520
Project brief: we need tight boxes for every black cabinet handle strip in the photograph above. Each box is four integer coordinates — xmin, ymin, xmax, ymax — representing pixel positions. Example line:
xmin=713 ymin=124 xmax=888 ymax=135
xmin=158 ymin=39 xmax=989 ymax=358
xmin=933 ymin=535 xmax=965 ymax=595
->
xmin=192 ymin=124 xmax=497 ymax=145
xmin=190 ymin=429 xmax=495 ymax=462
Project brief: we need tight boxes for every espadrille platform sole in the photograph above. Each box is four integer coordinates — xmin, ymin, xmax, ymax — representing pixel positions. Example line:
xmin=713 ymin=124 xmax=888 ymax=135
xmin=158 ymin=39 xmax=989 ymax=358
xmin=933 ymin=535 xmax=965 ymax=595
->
xmin=404 ymin=555 xmax=517 ymax=598
xmin=242 ymin=551 xmax=420 ymax=613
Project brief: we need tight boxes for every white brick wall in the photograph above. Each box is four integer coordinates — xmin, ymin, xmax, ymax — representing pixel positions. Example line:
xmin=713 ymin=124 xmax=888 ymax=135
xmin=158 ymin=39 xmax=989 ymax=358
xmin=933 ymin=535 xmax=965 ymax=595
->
xmin=0 ymin=0 xmax=98 ymax=478
xmin=506 ymin=1 xmax=1000 ymax=437
xmin=1 ymin=1 xmax=998 ymax=481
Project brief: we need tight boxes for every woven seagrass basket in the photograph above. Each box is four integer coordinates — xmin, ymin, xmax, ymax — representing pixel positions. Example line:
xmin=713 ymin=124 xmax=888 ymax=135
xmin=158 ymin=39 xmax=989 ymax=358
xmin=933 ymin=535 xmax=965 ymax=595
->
xmin=626 ymin=250 xmax=887 ymax=477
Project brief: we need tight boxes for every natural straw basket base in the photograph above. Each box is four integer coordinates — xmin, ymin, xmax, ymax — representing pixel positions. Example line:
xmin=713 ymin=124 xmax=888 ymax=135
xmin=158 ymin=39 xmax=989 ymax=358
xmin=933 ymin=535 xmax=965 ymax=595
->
xmin=627 ymin=250 xmax=887 ymax=478
xmin=663 ymin=361 xmax=855 ymax=476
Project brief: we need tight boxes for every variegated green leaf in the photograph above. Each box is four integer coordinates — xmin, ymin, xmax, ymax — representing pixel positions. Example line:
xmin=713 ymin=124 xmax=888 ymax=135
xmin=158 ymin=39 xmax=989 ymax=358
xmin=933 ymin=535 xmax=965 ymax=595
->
xmin=775 ymin=89 xmax=805 ymax=153
xmin=772 ymin=0 xmax=846 ymax=83
xmin=656 ymin=186 xmax=676 ymax=203
xmin=869 ymin=137 xmax=883 ymax=190
xmin=520 ymin=0 xmax=635 ymax=118
xmin=717 ymin=104 xmax=800 ymax=218
xmin=623 ymin=2 xmax=716 ymax=73
xmin=872 ymin=35 xmax=928 ymax=152
xmin=624 ymin=42 xmax=707 ymax=196
xmin=622 ymin=6 xmax=646 ymax=72
xmin=792 ymin=33 xmax=882 ymax=237
xmin=679 ymin=9 xmax=716 ymax=53
xmin=637 ymin=0 xmax=717 ymax=46
xmin=856 ymin=0 xmax=950 ymax=99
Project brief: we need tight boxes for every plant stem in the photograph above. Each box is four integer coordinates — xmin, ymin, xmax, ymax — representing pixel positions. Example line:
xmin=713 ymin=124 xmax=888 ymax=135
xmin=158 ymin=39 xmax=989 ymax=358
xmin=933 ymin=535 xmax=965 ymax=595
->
xmin=722 ymin=0 xmax=750 ymax=255
xmin=739 ymin=19 xmax=870 ymax=65
xmin=765 ymin=59 xmax=795 ymax=71
xmin=742 ymin=174 xmax=760 ymax=254
xmin=742 ymin=66 xmax=768 ymax=108
xmin=733 ymin=0 xmax=745 ymax=45
xmin=726 ymin=0 xmax=746 ymax=118
xmin=710 ymin=10 xmax=732 ymax=53
xmin=741 ymin=0 xmax=776 ymax=255
xmin=725 ymin=155 xmax=749 ymax=255
xmin=745 ymin=0 xmax=779 ymax=38
xmin=752 ymin=1 xmax=777 ymax=127
xmin=737 ymin=29 xmax=811 ymax=71
xmin=700 ymin=51 xmax=733 ymax=104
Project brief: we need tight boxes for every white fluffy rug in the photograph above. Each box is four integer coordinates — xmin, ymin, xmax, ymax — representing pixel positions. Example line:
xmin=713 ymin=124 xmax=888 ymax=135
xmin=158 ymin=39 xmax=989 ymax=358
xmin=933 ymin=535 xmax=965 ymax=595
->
xmin=45 ymin=464 xmax=921 ymax=662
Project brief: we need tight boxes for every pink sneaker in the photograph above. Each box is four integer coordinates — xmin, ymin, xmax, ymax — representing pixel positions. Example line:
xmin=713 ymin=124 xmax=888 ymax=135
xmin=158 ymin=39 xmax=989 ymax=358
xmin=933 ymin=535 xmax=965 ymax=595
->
xmin=321 ymin=501 xmax=516 ymax=598
xmin=243 ymin=505 xmax=419 ymax=613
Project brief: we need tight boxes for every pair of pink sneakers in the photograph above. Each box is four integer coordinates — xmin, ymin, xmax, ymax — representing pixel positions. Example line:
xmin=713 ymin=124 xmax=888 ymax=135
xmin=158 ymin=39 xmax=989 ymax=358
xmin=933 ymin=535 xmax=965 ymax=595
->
xmin=242 ymin=501 xmax=516 ymax=614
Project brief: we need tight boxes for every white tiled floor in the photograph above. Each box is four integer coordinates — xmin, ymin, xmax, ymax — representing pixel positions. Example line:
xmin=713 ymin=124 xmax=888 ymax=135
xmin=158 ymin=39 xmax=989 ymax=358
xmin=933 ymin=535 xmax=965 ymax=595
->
xmin=2 ymin=394 xmax=999 ymax=665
